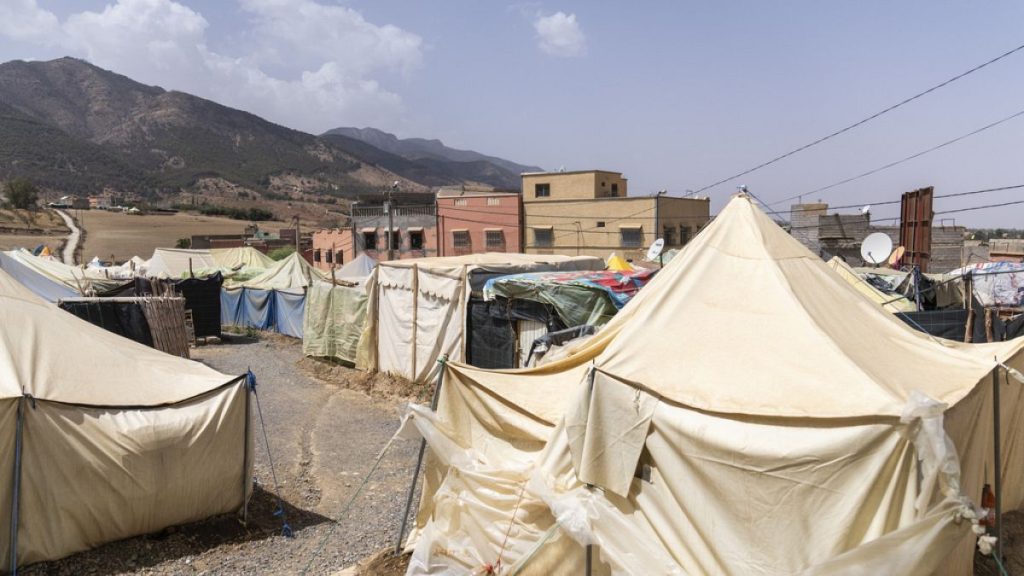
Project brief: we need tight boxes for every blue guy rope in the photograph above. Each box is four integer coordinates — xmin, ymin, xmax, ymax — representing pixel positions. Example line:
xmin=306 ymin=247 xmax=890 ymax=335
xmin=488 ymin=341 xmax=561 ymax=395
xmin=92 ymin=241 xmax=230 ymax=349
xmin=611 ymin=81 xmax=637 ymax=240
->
xmin=247 ymin=369 xmax=293 ymax=538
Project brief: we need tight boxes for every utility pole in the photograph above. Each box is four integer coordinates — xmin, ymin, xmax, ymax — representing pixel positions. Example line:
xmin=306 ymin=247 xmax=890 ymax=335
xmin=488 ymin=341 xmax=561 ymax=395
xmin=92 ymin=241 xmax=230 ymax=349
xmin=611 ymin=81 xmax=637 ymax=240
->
xmin=386 ymin=181 xmax=398 ymax=261
xmin=294 ymin=215 xmax=300 ymax=254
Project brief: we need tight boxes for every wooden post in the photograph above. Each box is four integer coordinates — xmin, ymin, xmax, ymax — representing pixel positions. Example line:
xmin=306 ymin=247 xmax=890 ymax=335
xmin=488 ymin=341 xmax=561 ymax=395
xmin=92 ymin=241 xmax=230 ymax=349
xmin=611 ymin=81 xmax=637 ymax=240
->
xmin=993 ymin=367 xmax=1004 ymax=562
xmin=985 ymin=309 xmax=995 ymax=343
xmin=965 ymin=273 xmax=975 ymax=343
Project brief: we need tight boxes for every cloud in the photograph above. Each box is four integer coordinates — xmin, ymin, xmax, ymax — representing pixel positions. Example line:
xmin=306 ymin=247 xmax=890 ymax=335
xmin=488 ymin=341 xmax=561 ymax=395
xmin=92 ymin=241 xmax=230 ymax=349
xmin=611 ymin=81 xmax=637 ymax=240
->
xmin=534 ymin=11 xmax=586 ymax=58
xmin=0 ymin=0 xmax=61 ymax=44
xmin=0 ymin=0 xmax=423 ymax=133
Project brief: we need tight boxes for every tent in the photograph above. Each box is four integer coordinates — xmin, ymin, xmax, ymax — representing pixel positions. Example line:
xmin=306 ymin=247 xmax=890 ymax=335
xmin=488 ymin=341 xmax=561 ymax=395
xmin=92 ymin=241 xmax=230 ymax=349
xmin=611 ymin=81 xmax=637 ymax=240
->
xmin=951 ymin=262 xmax=1024 ymax=308
xmin=337 ymin=253 xmax=378 ymax=280
xmin=210 ymin=247 xmax=275 ymax=272
xmin=146 ymin=248 xmax=218 ymax=279
xmin=604 ymin=253 xmax=633 ymax=272
xmin=0 ymin=250 xmax=128 ymax=298
xmin=303 ymin=272 xmax=376 ymax=367
xmin=0 ymin=267 xmax=252 ymax=569
xmin=482 ymin=268 xmax=657 ymax=327
xmin=370 ymin=253 xmax=603 ymax=383
xmin=827 ymin=256 xmax=917 ymax=313
xmin=222 ymin=253 xmax=326 ymax=338
xmin=402 ymin=195 xmax=1024 ymax=575
xmin=0 ymin=251 xmax=77 ymax=302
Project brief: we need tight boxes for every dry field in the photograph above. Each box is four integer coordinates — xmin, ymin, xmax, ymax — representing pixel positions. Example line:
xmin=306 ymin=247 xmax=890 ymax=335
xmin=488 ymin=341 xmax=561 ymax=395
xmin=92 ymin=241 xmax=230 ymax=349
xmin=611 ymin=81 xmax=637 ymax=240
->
xmin=0 ymin=233 xmax=65 ymax=252
xmin=79 ymin=210 xmax=293 ymax=262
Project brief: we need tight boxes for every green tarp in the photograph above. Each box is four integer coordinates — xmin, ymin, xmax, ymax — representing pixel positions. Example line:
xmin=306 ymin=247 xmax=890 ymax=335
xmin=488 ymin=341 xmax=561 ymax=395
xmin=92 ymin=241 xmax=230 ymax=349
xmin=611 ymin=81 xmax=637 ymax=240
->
xmin=302 ymin=279 xmax=371 ymax=366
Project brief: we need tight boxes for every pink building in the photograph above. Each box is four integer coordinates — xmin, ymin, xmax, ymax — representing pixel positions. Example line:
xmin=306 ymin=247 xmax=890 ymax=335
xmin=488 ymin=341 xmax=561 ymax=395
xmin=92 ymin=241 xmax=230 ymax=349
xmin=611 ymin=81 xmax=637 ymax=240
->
xmin=311 ymin=204 xmax=439 ymax=271
xmin=436 ymin=187 xmax=522 ymax=256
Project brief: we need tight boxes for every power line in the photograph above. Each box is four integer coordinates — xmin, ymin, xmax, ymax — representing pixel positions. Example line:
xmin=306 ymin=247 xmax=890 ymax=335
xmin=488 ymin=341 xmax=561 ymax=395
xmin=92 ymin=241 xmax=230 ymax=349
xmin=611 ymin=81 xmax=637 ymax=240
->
xmin=689 ymin=40 xmax=1024 ymax=196
xmin=769 ymin=108 xmax=1024 ymax=206
xmin=782 ymin=184 xmax=1024 ymax=215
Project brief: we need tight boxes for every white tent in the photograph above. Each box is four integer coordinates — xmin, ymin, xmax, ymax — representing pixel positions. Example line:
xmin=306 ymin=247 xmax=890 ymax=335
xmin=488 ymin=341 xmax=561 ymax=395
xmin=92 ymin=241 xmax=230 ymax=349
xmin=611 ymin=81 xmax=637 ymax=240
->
xmin=336 ymin=252 xmax=378 ymax=280
xmin=403 ymin=196 xmax=1024 ymax=575
xmin=0 ymin=266 xmax=252 ymax=569
xmin=371 ymin=253 xmax=603 ymax=383
xmin=146 ymin=248 xmax=218 ymax=279
xmin=0 ymin=250 xmax=127 ymax=301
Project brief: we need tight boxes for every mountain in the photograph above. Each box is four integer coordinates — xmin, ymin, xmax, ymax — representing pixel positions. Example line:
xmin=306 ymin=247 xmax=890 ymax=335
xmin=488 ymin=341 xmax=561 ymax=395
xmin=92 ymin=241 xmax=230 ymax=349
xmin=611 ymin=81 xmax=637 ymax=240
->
xmin=323 ymin=126 xmax=541 ymax=189
xmin=0 ymin=58 xmax=425 ymax=197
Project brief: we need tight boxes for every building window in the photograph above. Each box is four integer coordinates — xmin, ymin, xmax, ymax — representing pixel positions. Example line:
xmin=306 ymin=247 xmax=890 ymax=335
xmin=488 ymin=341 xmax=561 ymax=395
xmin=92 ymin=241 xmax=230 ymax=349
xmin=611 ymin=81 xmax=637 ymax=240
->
xmin=611 ymin=183 xmax=619 ymax=196
xmin=596 ymin=221 xmax=605 ymax=228
xmin=535 ymin=183 xmax=551 ymax=198
xmin=313 ymin=249 xmax=321 ymax=262
xmin=409 ymin=230 xmax=424 ymax=250
xmin=487 ymin=197 xmax=501 ymax=206
xmin=663 ymin=225 xmax=676 ymax=246
xmin=325 ymin=249 xmax=334 ymax=264
xmin=680 ymin=225 xmax=691 ymax=245
xmin=485 ymin=229 xmax=505 ymax=250
xmin=390 ymin=230 xmax=401 ymax=251
xmin=533 ymin=228 xmax=553 ymax=247
xmin=453 ymin=230 xmax=471 ymax=249
xmin=620 ymin=227 xmax=643 ymax=248
xmin=455 ymin=198 xmax=468 ymax=206
xmin=362 ymin=231 xmax=377 ymax=250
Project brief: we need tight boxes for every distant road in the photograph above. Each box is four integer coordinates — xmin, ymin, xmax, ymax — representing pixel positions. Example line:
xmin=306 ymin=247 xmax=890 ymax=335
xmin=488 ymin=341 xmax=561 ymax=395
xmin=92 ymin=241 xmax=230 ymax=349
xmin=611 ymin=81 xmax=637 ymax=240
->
xmin=54 ymin=209 xmax=80 ymax=264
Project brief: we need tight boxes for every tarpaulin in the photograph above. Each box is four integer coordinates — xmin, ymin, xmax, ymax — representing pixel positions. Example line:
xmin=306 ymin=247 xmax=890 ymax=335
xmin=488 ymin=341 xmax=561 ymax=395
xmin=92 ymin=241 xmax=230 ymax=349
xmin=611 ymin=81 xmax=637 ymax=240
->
xmin=951 ymin=262 xmax=1024 ymax=308
xmin=302 ymin=278 xmax=371 ymax=366
xmin=483 ymin=269 xmax=656 ymax=327
xmin=59 ymin=300 xmax=154 ymax=348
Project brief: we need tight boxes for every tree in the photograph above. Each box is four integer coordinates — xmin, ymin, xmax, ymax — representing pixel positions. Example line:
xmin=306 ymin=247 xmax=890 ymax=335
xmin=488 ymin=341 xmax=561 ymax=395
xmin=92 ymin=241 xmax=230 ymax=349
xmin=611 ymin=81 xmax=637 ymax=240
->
xmin=175 ymin=238 xmax=191 ymax=248
xmin=267 ymin=246 xmax=295 ymax=261
xmin=5 ymin=178 xmax=38 ymax=210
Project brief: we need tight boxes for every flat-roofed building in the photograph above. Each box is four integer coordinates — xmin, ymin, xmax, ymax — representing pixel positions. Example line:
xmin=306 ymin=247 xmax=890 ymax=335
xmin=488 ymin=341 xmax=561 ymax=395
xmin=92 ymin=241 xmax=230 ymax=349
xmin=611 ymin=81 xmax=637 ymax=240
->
xmin=436 ymin=186 xmax=521 ymax=256
xmin=521 ymin=170 xmax=710 ymax=260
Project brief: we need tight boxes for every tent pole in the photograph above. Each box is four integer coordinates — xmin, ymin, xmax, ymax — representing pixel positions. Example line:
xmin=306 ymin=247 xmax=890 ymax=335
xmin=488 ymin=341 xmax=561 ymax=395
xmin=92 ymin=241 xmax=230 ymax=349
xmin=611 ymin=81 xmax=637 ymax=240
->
xmin=9 ymin=398 xmax=24 ymax=575
xmin=993 ymin=367 xmax=1003 ymax=562
xmin=242 ymin=381 xmax=252 ymax=525
xmin=394 ymin=355 xmax=447 ymax=556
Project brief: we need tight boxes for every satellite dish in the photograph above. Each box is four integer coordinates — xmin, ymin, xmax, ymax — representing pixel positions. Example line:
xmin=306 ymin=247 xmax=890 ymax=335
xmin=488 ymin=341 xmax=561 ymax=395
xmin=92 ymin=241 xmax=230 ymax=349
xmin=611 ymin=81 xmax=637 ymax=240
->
xmin=888 ymin=245 xmax=906 ymax=268
xmin=860 ymin=232 xmax=894 ymax=265
xmin=861 ymin=205 xmax=871 ymax=215
xmin=647 ymin=238 xmax=665 ymax=261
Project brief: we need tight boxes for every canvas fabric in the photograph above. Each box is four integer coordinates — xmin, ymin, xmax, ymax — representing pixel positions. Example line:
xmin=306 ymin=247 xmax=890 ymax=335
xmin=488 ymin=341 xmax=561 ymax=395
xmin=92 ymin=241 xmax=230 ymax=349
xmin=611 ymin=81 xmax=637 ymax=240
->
xmin=146 ymin=248 xmax=218 ymax=279
xmin=370 ymin=255 xmax=603 ymax=383
xmin=403 ymin=196 xmax=1024 ymax=576
xmin=0 ymin=267 xmax=251 ymax=568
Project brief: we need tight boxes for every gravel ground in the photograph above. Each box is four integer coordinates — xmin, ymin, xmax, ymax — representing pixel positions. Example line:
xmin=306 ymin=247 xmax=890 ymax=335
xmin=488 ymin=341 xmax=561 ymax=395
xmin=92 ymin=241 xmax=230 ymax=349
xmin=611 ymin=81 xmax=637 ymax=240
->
xmin=22 ymin=334 xmax=422 ymax=576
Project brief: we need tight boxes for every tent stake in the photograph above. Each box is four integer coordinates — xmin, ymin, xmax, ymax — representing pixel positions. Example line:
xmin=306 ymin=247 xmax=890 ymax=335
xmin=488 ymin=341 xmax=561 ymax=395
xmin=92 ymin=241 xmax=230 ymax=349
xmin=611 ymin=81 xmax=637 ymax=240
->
xmin=394 ymin=355 xmax=447 ymax=556
xmin=993 ymin=366 xmax=1003 ymax=562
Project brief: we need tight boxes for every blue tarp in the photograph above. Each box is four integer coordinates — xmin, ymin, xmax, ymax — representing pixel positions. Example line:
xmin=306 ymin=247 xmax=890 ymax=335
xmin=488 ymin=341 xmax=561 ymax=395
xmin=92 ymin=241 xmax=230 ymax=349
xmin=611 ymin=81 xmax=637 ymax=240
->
xmin=221 ymin=287 xmax=306 ymax=337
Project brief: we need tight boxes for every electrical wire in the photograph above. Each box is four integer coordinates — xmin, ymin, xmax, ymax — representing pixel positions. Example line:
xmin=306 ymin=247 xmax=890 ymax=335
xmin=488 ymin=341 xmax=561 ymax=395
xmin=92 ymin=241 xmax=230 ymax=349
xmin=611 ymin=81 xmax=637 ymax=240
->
xmin=769 ymin=108 xmax=1024 ymax=206
xmin=688 ymin=41 xmax=1024 ymax=196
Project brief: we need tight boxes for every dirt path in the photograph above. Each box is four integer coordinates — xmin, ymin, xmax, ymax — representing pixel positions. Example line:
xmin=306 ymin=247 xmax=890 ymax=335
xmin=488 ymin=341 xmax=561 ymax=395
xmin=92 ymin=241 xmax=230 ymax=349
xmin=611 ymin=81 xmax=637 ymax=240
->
xmin=54 ymin=209 xmax=79 ymax=264
xmin=22 ymin=336 xmax=419 ymax=575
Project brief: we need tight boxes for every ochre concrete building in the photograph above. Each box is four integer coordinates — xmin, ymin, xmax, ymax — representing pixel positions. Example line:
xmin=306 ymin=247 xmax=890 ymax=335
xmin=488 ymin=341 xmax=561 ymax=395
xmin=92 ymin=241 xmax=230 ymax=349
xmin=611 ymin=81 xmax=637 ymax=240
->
xmin=521 ymin=170 xmax=710 ymax=260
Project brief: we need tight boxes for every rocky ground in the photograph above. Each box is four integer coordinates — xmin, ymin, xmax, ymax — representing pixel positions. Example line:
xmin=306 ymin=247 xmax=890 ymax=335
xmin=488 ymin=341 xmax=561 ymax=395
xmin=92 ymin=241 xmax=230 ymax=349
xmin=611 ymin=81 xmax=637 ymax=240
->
xmin=22 ymin=334 xmax=424 ymax=576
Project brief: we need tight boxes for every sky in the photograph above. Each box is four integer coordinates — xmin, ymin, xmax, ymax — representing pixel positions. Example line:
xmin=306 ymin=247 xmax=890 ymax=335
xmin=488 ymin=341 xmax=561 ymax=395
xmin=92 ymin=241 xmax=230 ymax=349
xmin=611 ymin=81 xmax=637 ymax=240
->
xmin=1 ymin=0 xmax=1023 ymax=227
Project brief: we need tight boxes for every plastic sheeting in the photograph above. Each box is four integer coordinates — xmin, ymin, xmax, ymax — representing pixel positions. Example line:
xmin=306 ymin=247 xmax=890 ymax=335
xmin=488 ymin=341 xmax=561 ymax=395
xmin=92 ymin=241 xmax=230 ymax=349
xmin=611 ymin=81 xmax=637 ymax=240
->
xmin=404 ymin=196 xmax=1024 ymax=576
xmin=302 ymin=277 xmax=372 ymax=366
xmin=951 ymin=262 xmax=1024 ymax=308
xmin=222 ymin=287 xmax=306 ymax=338
xmin=59 ymin=299 xmax=154 ymax=348
xmin=482 ymin=269 xmax=656 ymax=327
xmin=0 ymin=267 xmax=252 ymax=569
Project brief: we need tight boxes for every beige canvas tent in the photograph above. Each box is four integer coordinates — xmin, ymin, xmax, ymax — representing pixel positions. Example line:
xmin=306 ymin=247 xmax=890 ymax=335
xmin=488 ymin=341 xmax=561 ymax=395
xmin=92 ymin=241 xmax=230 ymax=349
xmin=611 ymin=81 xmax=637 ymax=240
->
xmin=0 ymin=267 xmax=252 ymax=569
xmin=146 ymin=248 xmax=219 ymax=279
xmin=370 ymin=253 xmax=603 ymax=383
xmin=210 ymin=247 xmax=276 ymax=272
xmin=402 ymin=196 xmax=1024 ymax=575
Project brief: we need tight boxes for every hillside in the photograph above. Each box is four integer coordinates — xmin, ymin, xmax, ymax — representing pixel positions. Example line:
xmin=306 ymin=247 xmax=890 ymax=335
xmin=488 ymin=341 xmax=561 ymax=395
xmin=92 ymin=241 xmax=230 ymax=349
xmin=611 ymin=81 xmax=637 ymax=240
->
xmin=0 ymin=58 xmax=423 ymax=197
xmin=324 ymin=126 xmax=541 ymax=189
